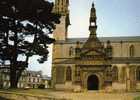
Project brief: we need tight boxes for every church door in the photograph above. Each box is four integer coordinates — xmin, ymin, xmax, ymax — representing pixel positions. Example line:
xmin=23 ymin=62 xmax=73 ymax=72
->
xmin=87 ymin=75 xmax=99 ymax=90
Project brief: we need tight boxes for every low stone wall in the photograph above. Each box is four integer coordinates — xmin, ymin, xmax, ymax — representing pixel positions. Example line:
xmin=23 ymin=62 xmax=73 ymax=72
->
xmin=0 ymin=91 xmax=67 ymax=100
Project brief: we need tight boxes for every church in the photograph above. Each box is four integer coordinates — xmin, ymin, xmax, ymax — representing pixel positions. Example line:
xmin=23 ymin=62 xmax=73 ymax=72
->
xmin=52 ymin=0 xmax=140 ymax=92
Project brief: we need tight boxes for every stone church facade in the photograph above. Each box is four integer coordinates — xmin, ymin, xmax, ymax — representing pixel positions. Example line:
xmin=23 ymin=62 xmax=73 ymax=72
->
xmin=52 ymin=0 xmax=140 ymax=92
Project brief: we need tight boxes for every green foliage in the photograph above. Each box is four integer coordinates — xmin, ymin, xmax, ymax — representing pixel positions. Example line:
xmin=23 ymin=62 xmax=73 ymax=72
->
xmin=0 ymin=0 xmax=61 ymax=88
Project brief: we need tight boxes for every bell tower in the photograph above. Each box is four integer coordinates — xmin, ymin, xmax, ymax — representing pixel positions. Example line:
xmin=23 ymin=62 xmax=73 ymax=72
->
xmin=89 ymin=2 xmax=97 ymax=37
xmin=53 ymin=0 xmax=70 ymax=40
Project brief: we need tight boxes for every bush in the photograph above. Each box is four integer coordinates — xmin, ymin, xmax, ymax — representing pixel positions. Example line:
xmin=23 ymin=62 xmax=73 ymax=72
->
xmin=38 ymin=84 xmax=45 ymax=89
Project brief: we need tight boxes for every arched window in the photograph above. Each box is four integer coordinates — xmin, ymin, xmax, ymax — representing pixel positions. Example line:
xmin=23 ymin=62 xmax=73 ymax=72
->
xmin=61 ymin=0 xmax=63 ymax=5
xmin=121 ymin=67 xmax=126 ymax=82
xmin=56 ymin=67 xmax=65 ymax=83
xmin=66 ymin=67 xmax=72 ymax=81
xmin=129 ymin=45 xmax=135 ymax=57
xmin=136 ymin=66 xmax=140 ymax=81
xmin=108 ymin=46 xmax=113 ymax=57
xmin=112 ymin=66 xmax=118 ymax=82
xmin=106 ymin=40 xmax=113 ymax=58
xmin=69 ymin=46 xmax=74 ymax=56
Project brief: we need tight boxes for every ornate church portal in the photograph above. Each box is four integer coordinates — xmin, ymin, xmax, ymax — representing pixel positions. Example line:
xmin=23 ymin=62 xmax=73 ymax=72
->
xmin=87 ymin=75 xmax=99 ymax=90
xmin=74 ymin=2 xmax=112 ymax=91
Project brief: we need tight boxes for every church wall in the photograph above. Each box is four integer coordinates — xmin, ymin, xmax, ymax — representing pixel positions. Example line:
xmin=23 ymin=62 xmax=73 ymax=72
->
xmin=133 ymin=42 xmax=140 ymax=57
xmin=53 ymin=17 xmax=67 ymax=40
xmin=52 ymin=40 xmax=140 ymax=91
xmin=111 ymin=64 xmax=127 ymax=91
xmin=112 ymin=64 xmax=126 ymax=91
xmin=136 ymin=83 xmax=140 ymax=90
xmin=52 ymin=64 xmax=76 ymax=90
xmin=111 ymin=64 xmax=140 ymax=91
xmin=111 ymin=42 xmax=123 ymax=57
xmin=53 ymin=42 xmax=140 ymax=90
xmin=53 ymin=43 xmax=77 ymax=59
xmin=110 ymin=42 xmax=140 ymax=57
xmin=53 ymin=42 xmax=140 ymax=82
xmin=53 ymin=41 xmax=140 ymax=59
xmin=52 ymin=0 xmax=140 ymax=92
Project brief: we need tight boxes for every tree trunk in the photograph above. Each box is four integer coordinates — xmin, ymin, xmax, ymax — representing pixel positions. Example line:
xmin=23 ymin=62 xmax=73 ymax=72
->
xmin=10 ymin=64 xmax=18 ymax=88
xmin=10 ymin=28 xmax=18 ymax=89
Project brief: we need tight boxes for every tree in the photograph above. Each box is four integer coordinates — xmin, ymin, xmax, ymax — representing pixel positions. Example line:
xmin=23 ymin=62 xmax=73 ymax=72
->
xmin=0 ymin=0 xmax=60 ymax=88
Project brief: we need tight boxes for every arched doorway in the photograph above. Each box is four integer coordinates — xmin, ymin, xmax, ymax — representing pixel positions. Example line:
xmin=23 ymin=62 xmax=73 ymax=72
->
xmin=87 ymin=75 xmax=99 ymax=90
xmin=66 ymin=66 xmax=72 ymax=81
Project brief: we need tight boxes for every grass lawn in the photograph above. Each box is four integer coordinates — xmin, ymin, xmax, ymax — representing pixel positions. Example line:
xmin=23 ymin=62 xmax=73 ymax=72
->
xmin=134 ymin=96 xmax=140 ymax=100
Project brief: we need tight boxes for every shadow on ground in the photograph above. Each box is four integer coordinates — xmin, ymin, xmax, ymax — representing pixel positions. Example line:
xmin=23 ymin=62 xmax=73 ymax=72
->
xmin=0 ymin=96 xmax=11 ymax=100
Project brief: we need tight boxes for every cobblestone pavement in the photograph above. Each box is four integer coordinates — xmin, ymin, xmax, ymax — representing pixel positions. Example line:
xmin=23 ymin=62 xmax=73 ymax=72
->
xmin=48 ymin=91 xmax=140 ymax=100
xmin=0 ymin=89 xmax=140 ymax=100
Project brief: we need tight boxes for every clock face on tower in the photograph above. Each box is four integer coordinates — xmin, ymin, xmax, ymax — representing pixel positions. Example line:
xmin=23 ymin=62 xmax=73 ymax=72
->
xmin=91 ymin=22 xmax=95 ymax=26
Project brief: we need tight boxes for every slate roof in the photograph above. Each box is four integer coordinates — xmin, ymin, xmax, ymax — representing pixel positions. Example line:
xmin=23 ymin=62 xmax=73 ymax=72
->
xmin=55 ymin=36 xmax=140 ymax=44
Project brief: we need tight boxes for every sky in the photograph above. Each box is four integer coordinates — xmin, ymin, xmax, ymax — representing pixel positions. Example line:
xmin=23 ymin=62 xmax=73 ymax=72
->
xmin=69 ymin=0 xmax=140 ymax=37
xmin=28 ymin=0 xmax=140 ymax=76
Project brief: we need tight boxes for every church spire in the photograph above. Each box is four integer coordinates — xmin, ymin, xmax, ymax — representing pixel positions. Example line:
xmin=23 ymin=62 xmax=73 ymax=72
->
xmin=89 ymin=2 xmax=97 ymax=37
